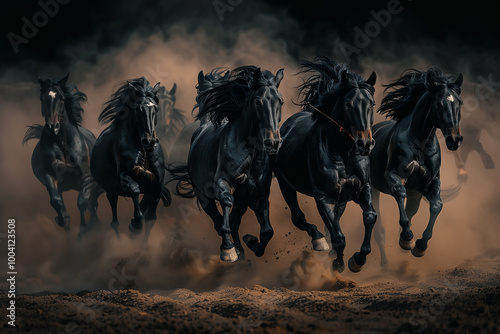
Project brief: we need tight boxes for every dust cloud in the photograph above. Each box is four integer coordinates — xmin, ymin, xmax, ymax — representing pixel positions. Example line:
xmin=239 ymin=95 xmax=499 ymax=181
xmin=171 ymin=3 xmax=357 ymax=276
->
xmin=0 ymin=16 xmax=499 ymax=294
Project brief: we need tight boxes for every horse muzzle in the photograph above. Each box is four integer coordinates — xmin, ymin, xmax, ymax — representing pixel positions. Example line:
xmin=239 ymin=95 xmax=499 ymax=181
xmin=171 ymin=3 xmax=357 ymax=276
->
xmin=46 ymin=122 xmax=61 ymax=136
xmin=141 ymin=135 xmax=159 ymax=151
xmin=262 ymin=130 xmax=282 ymax=155
xmin=353 ymin=130 xmax=375 ymax=156
xmin=444 ymin=128 xmax=463 ymax=151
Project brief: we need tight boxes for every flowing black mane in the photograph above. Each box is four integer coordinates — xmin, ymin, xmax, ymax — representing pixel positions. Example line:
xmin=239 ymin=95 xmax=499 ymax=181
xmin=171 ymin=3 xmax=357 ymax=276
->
xmin=99 ymin=77 xmax=158 ymax=126
xmin=298 ymin=56 xmax=375 ymax=116
xmin=196 ymin=66 xmax=279 ymax=127
xmin=379 ymin=68 xmax=462 ymax=121
xmin=39 ymin=78 xmax=87 ymax=126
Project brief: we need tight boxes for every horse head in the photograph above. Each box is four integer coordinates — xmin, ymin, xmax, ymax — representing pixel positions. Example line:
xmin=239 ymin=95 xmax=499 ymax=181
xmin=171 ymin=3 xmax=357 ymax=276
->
xmin=38 ymin=73 xmax=69 ymax=136
xmin=250 ymin=68 xmax=284 ymax=155
xmin=426 ymin=71 xmax=464 ymax=151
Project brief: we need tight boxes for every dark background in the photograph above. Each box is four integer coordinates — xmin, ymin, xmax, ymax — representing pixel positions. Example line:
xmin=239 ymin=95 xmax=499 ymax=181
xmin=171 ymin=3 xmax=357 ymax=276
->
xmin=0 ymin=0 xmax=498 ymax=80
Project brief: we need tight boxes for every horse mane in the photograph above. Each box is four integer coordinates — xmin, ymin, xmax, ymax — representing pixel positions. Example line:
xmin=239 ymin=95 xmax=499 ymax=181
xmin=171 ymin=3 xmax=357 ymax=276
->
xmin=99 ymin=77 xmax=158 ymax=126
xmin=195 ymin=66 xmax=278 ymax=128
xmin=379 ymin=68 xmax=462 ymax=121
xmin=297 ymin=56 xmax=374 ymax=117
xmin=39 ymin=78 xmax=87 ymax=126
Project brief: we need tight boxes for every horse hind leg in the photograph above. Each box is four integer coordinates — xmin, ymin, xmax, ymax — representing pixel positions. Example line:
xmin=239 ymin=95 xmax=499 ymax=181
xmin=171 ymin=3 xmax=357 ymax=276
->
xmin=277 ymin=176 xmax=327 ymax=251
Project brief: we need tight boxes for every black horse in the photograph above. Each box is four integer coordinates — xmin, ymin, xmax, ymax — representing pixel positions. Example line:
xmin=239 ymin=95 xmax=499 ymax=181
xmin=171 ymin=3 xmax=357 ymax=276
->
xmin=169 ymin=69 xmax=229 ymax=164
xmin=91 ymin=77 xmax=171 ymax=245
xmin=23 ymin=74 xmax=100 ymax=237
xmin=171 ymin=66 xmax=284 ymax=262
xmin=370 ymin=68 xmax=463 ymax=263
xmin=156 ymin=83 xmax=187 ymax=154
xmin=273 ymin=57 xmax=377 ymax=273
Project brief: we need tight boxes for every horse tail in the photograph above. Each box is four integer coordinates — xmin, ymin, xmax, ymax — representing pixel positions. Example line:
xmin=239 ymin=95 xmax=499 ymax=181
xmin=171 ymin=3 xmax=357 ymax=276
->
xmin=440 ymin=183 xmax=462 ymax=202
xmin=161 ymin=186 xmax=172 ymax=207
xmin=22 ymin=124 xmax=44 ymax=144
xmin=166 ymin=163 xmax=196 ymax=198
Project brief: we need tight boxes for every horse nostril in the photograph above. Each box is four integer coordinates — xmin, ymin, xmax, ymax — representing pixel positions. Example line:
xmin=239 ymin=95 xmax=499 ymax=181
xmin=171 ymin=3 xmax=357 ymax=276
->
xmin=356 ymin=139 xmax=364 ymax=149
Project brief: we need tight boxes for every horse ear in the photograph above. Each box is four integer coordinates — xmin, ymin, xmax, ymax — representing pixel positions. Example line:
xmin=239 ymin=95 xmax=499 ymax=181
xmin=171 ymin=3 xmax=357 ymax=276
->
xmin=170 ymin=83 xmax=177 ymax=95
xmin=275 ymin=68 xmax=284 ymax=88
xmin=152 ymin=82 xmax=161 ymax=95
xmin=426 ymin=71 xmax=436 ymax=90
xmin=37 ymin=76 xmax=46 ymax=87
xmin=57 ymin=73 xmax=69 ymax=87
xmin=223 ymin=70 xmax=230 ymax=79
xmin=253 ymin=68 xmax=262 ymax=82
xmin=366 ymin=71 xmax=377 ymax=86
xmin=198 ymin=71 xmax=205 ymax=85
xmin=341 ymin=70 xmax=349 ymax=85
xmin=454 ymin=73 xmax=463 ymax=87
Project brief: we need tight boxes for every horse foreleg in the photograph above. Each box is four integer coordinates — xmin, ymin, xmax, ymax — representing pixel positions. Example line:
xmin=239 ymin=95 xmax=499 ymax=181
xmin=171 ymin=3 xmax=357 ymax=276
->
xmin=372 ymin=189 xmax=388 ymax=267
xmin=412 ymin=178 xmax=442 ymax=257
xmin=129 ymin=194 xmax=144 ymax=237
xmin=229 ymin=201 xmax=248 ymax=260
xmin=244 ymin=194 xmax=274 ymax=258
xmin=106 ymin=192 xmax=120 ymax=237
xmin=45 ymin=176 xmax=70 ymax=232
xmin=387 ymin=172 xmax=414 ymax=250
xmin=77 ymin=188 xmax=90 ymax=240
xmin=315 ymin=198 xmax=346 ymax=272
xmin=216 ymin=178 xmax=237 ymax=262
xmin=141 ymin=193 xmax=160 ymax=249
xmin=349 ymin=185 xmax=377 ymax=273
xmin=277 ymin=176 xmax=327 ymax=250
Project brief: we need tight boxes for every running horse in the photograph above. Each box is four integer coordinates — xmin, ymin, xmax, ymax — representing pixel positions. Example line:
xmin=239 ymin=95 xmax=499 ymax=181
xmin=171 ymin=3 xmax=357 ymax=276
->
xmin=370 ymin=68 xmax=463 ymax=263
xmin=23 ymin=74 xmax=100 ymax=237
xmin=169 ymin=69 xmax=229 ymax=164
xmin=273 ymin=56 xmax=377 ymax=273
xmin=156 ymin=83 xmax=187 ymax=154
xmin=170 ymin=66 xmax=284 ymax=262
xmin=91 ymin=77 xmax=171 ymax=245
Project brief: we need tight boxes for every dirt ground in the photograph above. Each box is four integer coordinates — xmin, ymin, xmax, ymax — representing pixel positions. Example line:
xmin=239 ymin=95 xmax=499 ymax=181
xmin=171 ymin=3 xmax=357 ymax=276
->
xmin=1 ymin=249 xmax=499 ymax=334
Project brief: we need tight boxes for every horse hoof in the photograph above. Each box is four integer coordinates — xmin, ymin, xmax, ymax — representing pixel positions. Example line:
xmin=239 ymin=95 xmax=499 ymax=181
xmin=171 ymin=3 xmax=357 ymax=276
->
xmin=399 ymin=237 xmax=415 ymax=250
xmin=312 ymin=237 xmax=330 ymax=251
xmin=220 ymin=247 xmax=238 ymax=262
xmin=348 ymin=255 xmax=364 ymax=273
xmin=332 ymin=259 xmax=345 ymax=273
xmin=129 ymin=223 xmax=142 ymax=236
xmin=411 ymin=245 xmax=426 ymax=257
xmin=243 ymin=234 xmax=258 ymax=247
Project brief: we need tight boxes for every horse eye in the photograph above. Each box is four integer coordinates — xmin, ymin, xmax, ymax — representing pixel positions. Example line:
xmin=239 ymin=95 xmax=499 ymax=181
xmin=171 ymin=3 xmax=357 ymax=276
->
xmin=345 ymin=102 xmax=353 ymax=109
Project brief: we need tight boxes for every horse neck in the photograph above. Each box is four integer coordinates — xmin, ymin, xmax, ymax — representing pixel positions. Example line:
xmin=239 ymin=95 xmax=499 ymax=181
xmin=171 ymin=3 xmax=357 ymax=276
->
xmin=57 ymin=110 xmax=79 ymax=144
xmin=317 ymin=99 xmax=352 ymax=147
xmin=407 ymin=92 xmax=437 ymax=143
xmin=232 ymin=101 xmax=260 ymax=143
